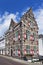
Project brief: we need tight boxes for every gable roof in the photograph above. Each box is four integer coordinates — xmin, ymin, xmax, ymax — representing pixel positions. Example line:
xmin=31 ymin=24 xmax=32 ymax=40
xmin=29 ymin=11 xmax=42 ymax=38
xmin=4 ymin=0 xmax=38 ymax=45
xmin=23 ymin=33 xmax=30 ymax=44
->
xmin=20 ymin=8 xmax=38 ymax=29
xmin=27 ymin=7 xmax=34 ymax=16
xmin=39 ymin=34 xmax=43 ymax=38
xmin=10 ymin=19 xmax=17 ymax=27
xmin=5 ymin=19 xmax=17 ymax=35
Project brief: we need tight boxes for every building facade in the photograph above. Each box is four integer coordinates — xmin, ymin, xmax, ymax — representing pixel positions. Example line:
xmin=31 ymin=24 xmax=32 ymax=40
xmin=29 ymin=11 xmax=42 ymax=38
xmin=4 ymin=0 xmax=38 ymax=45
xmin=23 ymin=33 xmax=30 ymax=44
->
xmin=0 ymin=36 xmax=5 ymax=55
xmin=5 ymin=8 xmax=39 ymax=58
xmin=39 ymin=34 xmax=43 ymax=56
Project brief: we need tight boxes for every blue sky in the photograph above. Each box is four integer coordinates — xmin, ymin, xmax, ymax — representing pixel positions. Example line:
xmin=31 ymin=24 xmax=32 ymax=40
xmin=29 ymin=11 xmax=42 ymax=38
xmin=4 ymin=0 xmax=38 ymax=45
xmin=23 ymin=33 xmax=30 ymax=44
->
xmin=0 ymin=0 xmax=43 ymax=36
xmin=0 ymin=0 xmax=43 ymax=14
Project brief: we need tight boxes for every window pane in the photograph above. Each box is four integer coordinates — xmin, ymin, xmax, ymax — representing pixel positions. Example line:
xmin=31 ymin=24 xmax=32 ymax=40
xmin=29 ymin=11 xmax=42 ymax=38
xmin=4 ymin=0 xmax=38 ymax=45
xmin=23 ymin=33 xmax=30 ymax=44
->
xmin=26 ymin=30 xmax=30 ymax=40
xmin=26 ymin=45 xmax=30 ymax=50
xmin=15 ymin=31 xmax=18 ymax=41
xmin=30 ymin=21 xmax=33 ymax=28
xmin=15 ymin=31 xmax=18 ymax=37
xmin=34 ymin=46 xmax=36 ymax=50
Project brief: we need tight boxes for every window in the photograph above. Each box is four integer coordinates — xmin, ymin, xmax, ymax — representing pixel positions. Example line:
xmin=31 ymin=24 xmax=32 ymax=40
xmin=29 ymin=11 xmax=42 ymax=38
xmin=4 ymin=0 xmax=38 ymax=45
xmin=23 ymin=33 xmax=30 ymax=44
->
xmin=34 ymin=46 xmax=36 ymax=50
xmin=24 ymin=24 xmax=25 ymax=27
xmin=33 ymin=33 xmax=36 ymax=40
xmin=15 ymin=31 xmax=18 ymax=37
xmin=26 ymin=45 xmax=30 ymax=50
xmin=34 ymin=46 xmax=37 ymax=53
xmin=26 ymin=45 xmax=30 ymax=54
xmin=26 ymin=30 xmax=30 ymax=40
xmin=16 ymin=45 xmax=19 ymax=50
xmin=30 ymin=21 xmax=33 ymax=28
xmin=7 ymin=40 xmax=9 ymax=44
xmin=15 ymin=31 xmax=18 ymax=41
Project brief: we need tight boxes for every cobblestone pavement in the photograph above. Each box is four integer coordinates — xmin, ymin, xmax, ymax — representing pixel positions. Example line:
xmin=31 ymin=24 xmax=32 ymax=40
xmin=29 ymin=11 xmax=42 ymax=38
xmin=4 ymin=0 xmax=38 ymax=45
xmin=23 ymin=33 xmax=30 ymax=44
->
xmin=0 ymin=55 xmax=42 ymax=65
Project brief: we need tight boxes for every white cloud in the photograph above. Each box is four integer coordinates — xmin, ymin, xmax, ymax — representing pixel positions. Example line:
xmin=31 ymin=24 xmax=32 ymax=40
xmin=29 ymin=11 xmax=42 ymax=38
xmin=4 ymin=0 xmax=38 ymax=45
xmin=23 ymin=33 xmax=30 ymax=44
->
xmin=34 ymin=8 xmax=43 ymax=34
xmin=0 ymin=11 xmax=19 ymax=36
xmin=0 ymin=7 xmax=43 ymax=37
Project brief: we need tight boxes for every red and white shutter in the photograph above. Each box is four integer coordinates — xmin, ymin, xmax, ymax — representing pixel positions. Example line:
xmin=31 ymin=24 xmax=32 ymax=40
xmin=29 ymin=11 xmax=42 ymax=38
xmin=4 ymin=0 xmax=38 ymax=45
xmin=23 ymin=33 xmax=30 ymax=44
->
xmin=30 ymin=49 xmax=34 ymax=55
xmin=32 ymin=50 xmax=34 ymax=54
xmin=36 ymin=41 xmax=38 ymax=45
xmin=24 ymin=33 xmax=26 ymax=39
xmin=18 ymin=49 xmax=20 ymax=56
xmin=30 ymin=49 xmax=32 ymax=54
xmin=30 ymin=35 xmax=34 ymax=41
xmin=18 ymin=34 xmax=20 ymax=40
xmin=37 ymin=50 xmax=39 ymax=55
xmin=13 ymin=38 xmax=15 ymax=41
xmin=24 ymin=49 xmax=26 ymax=55
xmin=28 ymin=22 xmax=30 ymax=26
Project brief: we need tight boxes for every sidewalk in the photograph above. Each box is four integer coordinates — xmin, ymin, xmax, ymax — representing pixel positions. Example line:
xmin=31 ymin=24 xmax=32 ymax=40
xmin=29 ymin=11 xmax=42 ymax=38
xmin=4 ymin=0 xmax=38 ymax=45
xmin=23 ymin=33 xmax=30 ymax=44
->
xmin=0 ymin=55 xmax=42 ymax=65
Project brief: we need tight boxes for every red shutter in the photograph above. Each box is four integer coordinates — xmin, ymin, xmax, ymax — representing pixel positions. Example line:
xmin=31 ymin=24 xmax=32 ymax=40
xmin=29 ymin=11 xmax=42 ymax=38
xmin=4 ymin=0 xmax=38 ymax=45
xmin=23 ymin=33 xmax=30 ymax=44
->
xmin=30 ymin=49 xmax=34 ymax=55
xmin=24 ymin=33 xmax=26 ymax=39
xmin=18 ymin=49 xmax=20 ymax=56
xmin=36 ymin=41 xmax=38 ymax=45
xmin=24 ymin=49 xmax=26 ymax=55
xmin=28 ymin=22 xmax=30 ymax=26
xmin=37 ymin=50 xmax=38 ymax=55
xmin=18 ymin=34 xmax=20 ymax=40
xmin=30 ymin=35 xmax=34 ymax=41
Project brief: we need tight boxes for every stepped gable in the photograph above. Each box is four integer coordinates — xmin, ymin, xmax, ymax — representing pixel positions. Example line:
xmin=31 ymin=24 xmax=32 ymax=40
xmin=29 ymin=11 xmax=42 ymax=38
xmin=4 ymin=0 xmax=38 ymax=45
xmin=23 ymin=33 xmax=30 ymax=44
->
xmin=10 ymin=19 xmax=17 ymax=27
xmin=21 ymin=8 xmax=34 ymax=20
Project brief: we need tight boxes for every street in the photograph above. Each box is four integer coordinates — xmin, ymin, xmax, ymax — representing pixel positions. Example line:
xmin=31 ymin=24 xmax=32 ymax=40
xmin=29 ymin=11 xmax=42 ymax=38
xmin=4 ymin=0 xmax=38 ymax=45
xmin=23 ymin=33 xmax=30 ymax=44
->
xmin=0 ymin=56 xmax=42 ymax=65
xmin=0 ymin=56 xmax=28 ymax=65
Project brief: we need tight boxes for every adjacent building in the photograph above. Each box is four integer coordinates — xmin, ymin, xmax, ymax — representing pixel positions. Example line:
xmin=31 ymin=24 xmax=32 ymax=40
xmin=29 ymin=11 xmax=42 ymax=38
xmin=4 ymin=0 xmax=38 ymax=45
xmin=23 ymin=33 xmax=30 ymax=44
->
xmin=0 ymin=36 xmax=5 ymax=55
xmin=5 ymin=8 xmax=39 ymax=58
xmin=39 ymin=34 xmax=43 ymax=56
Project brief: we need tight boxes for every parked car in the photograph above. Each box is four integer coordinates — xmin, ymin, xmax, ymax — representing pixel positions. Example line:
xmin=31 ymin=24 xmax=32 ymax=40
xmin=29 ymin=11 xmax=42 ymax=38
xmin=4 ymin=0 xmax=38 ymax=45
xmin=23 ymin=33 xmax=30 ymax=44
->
xmin=32 ymin=58 xmax=39 ymax=62
xmin=28 ymin=59 xmax=32 ymax=62
xmin=39 ymin=55 xmax=43 ymax=64
xmin=23 ymin=55 xmax=28 ymax=61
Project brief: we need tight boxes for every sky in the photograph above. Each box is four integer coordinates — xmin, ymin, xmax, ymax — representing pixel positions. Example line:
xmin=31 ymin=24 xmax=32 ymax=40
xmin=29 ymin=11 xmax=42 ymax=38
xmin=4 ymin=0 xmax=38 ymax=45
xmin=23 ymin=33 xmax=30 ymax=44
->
xmin=0 ymin=0 xmax=43 ymax=36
